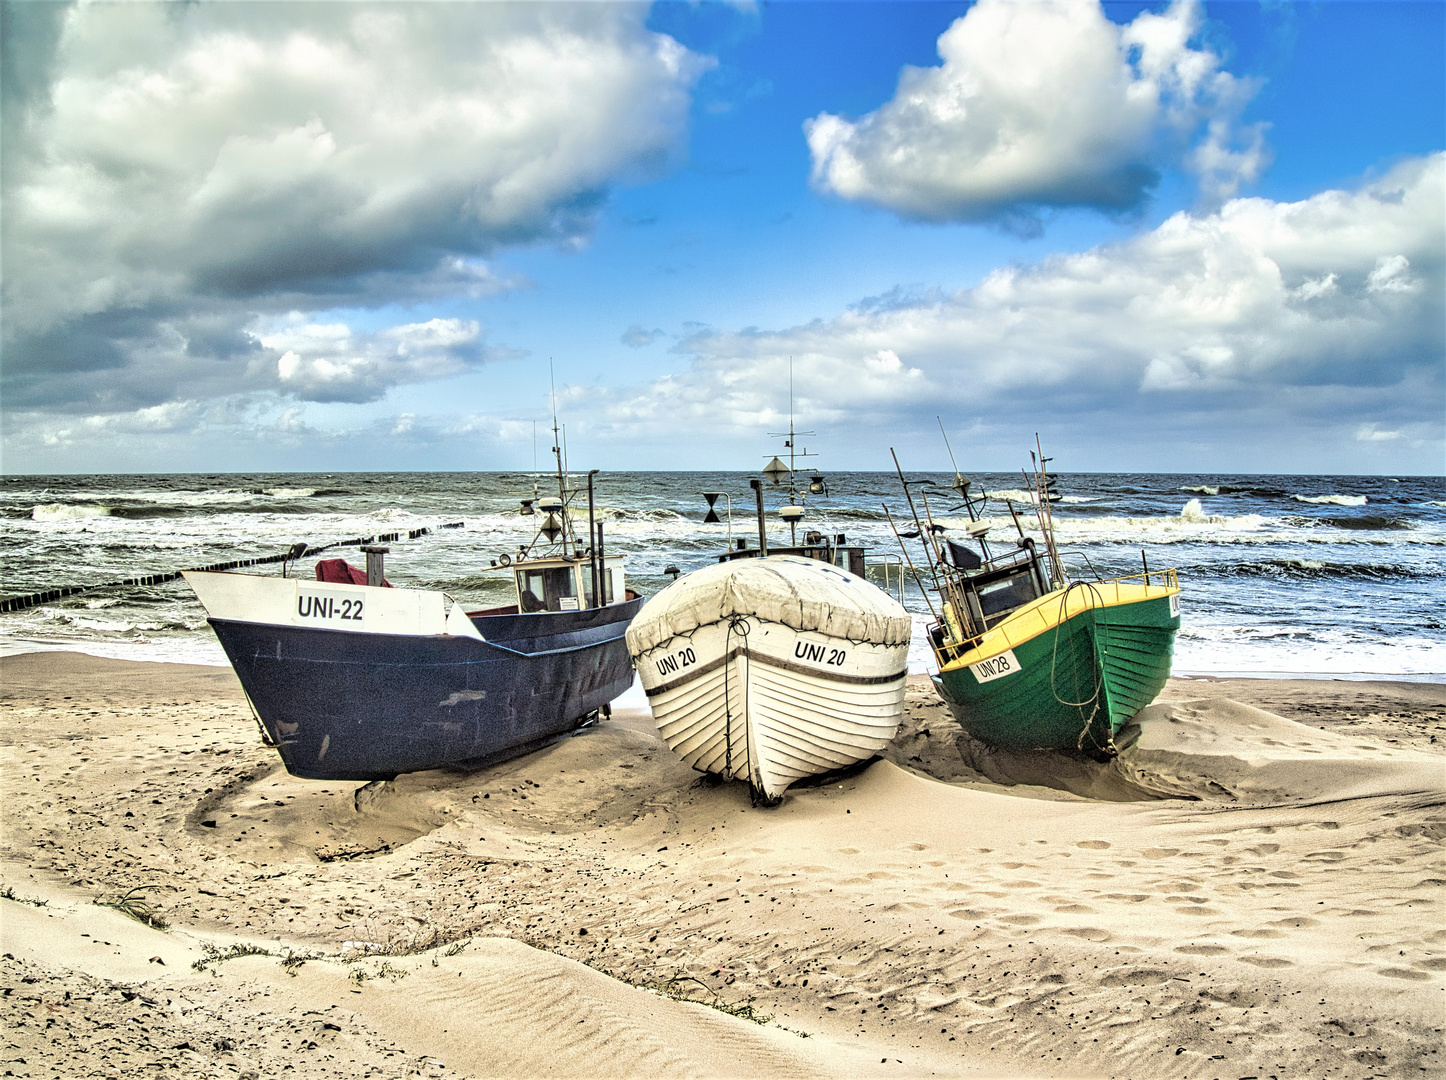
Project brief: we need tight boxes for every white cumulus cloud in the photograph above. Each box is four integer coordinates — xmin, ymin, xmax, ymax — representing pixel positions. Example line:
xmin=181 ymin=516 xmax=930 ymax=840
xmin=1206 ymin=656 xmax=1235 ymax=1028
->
xmin=805 ymin=0 xmax=1268 ymax=227
xmin=2 ymin=2 xmax=708 ymax=412
xmin=256 ymin=316 xmax=494 ymax=404
xmin=611 ymin=155 xmax=1443 ymax=443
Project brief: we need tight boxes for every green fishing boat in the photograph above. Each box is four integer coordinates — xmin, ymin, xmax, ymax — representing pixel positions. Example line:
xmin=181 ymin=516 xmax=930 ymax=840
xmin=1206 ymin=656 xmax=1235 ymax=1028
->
xmin=892 ymin=439 xmax=1181 ymax=756
xmin=932 ymin=570 xmax=1180 ymax=754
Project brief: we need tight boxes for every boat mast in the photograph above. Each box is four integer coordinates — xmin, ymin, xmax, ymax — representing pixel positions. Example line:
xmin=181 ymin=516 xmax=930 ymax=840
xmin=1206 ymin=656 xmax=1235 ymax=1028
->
xmin=937 ymin=417 xmax=993 ymax=564
xmin=764 ymin=358 xmax=815 ymax=547
xmin=549 ymin=360 xmax=571 ymax=557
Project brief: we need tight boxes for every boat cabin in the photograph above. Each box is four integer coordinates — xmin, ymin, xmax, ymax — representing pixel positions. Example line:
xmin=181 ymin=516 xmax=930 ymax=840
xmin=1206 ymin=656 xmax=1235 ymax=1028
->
xmin=934 ymin=541 xmax=1052 ymax=650
xmin=513 ymin=556 xmax=626 ymax=614
xmin=716 ymin=531 xmax=867 ymax=578
xmin=956 ymin=550 xmax=1049 ymax=630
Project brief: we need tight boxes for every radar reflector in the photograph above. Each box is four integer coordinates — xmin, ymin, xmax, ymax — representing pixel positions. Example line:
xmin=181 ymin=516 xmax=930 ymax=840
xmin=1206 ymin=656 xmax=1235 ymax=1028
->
xmin=762 ymin=456 xmax=790 ymax=485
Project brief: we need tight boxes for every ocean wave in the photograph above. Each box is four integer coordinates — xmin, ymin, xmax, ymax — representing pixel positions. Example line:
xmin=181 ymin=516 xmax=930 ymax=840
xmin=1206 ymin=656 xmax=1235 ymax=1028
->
xmin=1284 ymin=514 xmax=1414 ymax=532
xmin=1174 ymin=624 xmax=1446 ymax=677
xmin=983 ymin=489 xmax=1096 ymax=506
xmin=1320 ymin=515 xmax=1413 ymax=531
xmin=1292 ymin=493 xmax=1367 ymax=506
xmin=1197 ymin=558 xmax=1438 ymax=581
xmin=985 ymin=488 xmax=1036 ymax=504
xmin=1178 ymin=484 xmax=1287 ymax=498
xmin=930 ymin=502 xmax=1270 ymax=544
xmin=598 ymin=506 xmax=691 ymax=522
xmin=31 ymin=503 xmax=112 ymax=521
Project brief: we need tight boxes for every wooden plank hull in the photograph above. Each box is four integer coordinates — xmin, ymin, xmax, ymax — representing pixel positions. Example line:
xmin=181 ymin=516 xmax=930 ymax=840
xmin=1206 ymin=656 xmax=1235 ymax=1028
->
xmin=635 ymin=617 xmax=908 ymax=802
xmin=935 ymin=583 xmax=1180 ymax=754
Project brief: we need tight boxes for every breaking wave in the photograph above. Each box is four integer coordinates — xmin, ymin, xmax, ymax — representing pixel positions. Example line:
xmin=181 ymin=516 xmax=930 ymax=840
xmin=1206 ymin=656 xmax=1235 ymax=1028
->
xmin=985 ymin=489 xmax=1095 ymax=505
xmin=1178 ymin=484 xmax=1288 ymax=497
xmin=1292 ymin=494 xmax=1368 ymax=506
xmin=31 ymin=503 xmax=112 ymax=521
xmin=1196 ymin=558 xmax=1437 ymax=581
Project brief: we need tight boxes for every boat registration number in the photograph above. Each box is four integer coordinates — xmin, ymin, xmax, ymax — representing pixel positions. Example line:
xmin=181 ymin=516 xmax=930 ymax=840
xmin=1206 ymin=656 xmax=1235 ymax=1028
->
xmin=970 ymin=649 xmax=1020 ymax=684
xmin=1169 ymin=593 xmax=1180 ymax=618
xmin=655 ymin=646 xmax=697 ymax=678
xmin=297 ymin=590 xmax=366 ymax=625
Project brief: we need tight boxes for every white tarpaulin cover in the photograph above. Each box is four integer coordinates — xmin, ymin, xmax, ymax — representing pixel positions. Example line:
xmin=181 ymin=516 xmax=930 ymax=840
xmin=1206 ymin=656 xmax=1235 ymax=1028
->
xmin=626 ymin=554 xmax=912 ymax=655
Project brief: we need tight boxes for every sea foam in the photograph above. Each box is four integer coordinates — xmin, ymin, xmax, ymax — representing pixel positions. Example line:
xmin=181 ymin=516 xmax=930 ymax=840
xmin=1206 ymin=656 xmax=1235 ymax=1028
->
xmin=1292 ymin=494 xmax=1368 ymax=506
xmin=31 ymin=503 xmax=112 ymax=521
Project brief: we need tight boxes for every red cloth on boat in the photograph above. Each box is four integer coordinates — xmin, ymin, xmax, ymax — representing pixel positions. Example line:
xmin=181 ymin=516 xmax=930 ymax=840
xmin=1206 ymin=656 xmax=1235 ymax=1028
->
xmin=314 ymin=558 xmax=390 ymax=587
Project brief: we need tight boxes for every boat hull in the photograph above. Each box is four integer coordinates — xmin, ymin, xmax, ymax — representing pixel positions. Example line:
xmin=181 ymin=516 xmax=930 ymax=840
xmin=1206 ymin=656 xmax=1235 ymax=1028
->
xmin=935 ymin=582 xmax=1180 ymax=753
xmin=635 ymin=617 xmax=908 ymax=801
xmin=188 ymin=571 xmax=642 ymax=780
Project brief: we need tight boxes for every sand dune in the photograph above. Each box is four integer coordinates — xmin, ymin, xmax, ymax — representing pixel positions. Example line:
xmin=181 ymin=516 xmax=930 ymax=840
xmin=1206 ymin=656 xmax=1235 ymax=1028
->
xmin=2 ymin=652 xmax=1442 ymax=1078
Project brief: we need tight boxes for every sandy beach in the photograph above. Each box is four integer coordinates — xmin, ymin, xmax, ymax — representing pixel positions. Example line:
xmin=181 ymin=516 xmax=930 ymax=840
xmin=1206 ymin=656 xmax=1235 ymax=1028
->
xmin=2 ymin=652 xmax=1442 ymax=1079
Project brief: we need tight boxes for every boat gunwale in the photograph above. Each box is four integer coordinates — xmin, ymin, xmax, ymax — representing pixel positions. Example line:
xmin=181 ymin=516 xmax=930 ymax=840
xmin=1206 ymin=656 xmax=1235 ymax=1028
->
xmin=207 ymin=615 xmax=634 ymax=663
xmin=938 ymin=568 xmax=1181 ymax=673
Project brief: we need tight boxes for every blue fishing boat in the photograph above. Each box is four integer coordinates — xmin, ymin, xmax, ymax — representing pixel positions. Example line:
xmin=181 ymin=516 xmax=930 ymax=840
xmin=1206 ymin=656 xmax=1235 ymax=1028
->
xmin=184 ymin=430 xmax=640 ymax=781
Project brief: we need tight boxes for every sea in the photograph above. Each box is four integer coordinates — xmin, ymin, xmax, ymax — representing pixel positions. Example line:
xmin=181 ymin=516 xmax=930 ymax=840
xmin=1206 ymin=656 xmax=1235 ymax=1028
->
xmin=2 ymin=470 xmax=1444 ymax=681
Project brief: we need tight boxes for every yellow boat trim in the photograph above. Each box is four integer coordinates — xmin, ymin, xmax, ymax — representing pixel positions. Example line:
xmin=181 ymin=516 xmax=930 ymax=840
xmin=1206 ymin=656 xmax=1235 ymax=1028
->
xmin=938 ymin=569 xmax=1180 ymax=673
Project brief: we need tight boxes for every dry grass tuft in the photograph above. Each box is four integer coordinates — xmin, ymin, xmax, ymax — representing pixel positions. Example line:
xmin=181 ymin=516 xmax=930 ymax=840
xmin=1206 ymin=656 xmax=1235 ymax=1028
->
xmin=94 ymin=884 xmax=169 ymax=929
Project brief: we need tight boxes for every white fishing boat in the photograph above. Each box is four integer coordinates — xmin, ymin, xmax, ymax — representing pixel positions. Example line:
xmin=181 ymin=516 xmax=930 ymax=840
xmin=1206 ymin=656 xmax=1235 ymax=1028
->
xmin=627 ymin=554 xmax=911 ymax=803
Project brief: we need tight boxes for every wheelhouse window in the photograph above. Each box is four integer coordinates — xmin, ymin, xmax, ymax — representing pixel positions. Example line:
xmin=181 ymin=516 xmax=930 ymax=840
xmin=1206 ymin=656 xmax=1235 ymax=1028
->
xmin=973 ymin=570 xmax=1040 ymax=620
xmin=515 ymin=566 xmax=578 ymax=613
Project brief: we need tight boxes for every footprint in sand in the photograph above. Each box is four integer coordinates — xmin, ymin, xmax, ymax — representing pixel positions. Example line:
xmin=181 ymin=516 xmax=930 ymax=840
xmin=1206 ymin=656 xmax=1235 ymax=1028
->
xmin=1238 ymin=956 xmax=1293 ymax=968
xmin=1142 ymin=848 xmax=1180 ymax=859
xmin=1231 ymin=929 xmax=1284 ymax=938
xmin=1245 ymin=843 xmax=1281 ymax=856
xmin=1174 ymin=944 xmax=1229 ymax=955
xmin=1059 ymin=927 xmax=1111 ymax=942
xmin=1100 ymin=967 xmax=1169 ymax=987
xmin=1268 ymin=916 xmax=1318 ymax=929
xmin=1077 ymin=840 xmax=1110 ymax=850
xmin=998 ymin=914 xmax=1040 ymax=926
xmin=1052 ymin=904 xmax=1095 ymax=914
xmin=1376 ymin=967 xmax=1431 ymax=981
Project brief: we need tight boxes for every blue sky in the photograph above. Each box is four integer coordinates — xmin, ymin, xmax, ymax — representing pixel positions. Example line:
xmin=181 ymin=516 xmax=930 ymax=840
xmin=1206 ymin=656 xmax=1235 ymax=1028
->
xmin=2 ymin=1 xmax=1442 ymax=475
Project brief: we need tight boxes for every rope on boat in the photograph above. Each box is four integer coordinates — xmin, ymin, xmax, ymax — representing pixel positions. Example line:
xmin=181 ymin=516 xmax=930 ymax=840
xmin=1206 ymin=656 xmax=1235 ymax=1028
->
xmin=722 ymin=614 xmax=750 ymax=785
xmin=1046 ymin=581 xmax=1110 ymax=753
xmin=0 ymin=524 xmax=461 ymax=615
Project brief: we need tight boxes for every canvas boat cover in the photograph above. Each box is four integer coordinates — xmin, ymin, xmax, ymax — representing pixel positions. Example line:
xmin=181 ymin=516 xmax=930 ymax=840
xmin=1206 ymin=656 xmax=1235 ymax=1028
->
xmin=626 ymin=554 xmax=912 ymax=655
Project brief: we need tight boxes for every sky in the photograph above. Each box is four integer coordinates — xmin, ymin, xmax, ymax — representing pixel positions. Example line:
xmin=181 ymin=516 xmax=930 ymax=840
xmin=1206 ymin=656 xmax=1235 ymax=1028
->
xmin=1 ymin=0 xmax=1442 ymax=476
